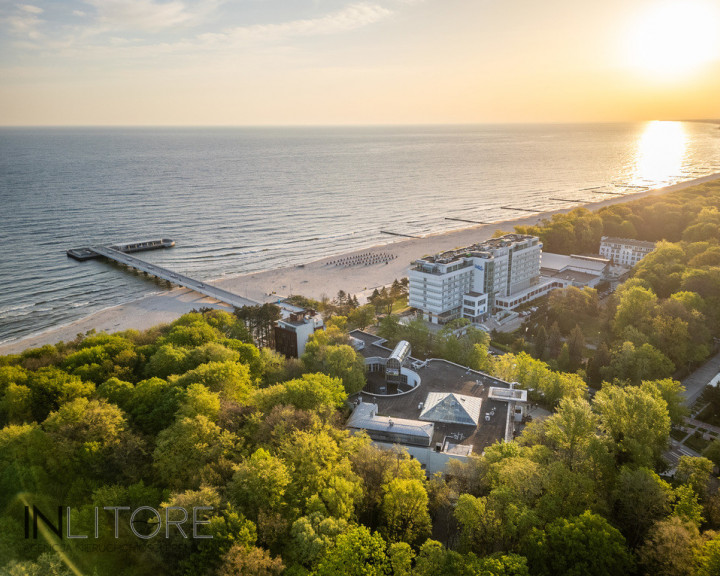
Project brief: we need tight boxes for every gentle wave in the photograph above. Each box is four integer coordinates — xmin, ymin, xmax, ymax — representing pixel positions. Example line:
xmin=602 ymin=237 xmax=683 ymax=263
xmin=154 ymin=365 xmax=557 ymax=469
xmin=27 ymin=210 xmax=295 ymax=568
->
xmin=1 ymin=123 xmax=720 ymax=344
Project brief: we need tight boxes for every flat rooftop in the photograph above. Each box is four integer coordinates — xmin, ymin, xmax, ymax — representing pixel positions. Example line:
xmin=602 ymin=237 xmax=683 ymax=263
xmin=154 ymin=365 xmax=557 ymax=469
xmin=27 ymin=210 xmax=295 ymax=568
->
xmin=541 ymin=252 xmax=609 ymax=273
xmin=540 ymin=270 xmax=600 ymax=285
xmin=350 ymin=330 xmax=513 ymax=453
xmin=600 ymin=236 xmax=656 ymax=250
xmin=415 ymin=234 xmax=537 ymax=265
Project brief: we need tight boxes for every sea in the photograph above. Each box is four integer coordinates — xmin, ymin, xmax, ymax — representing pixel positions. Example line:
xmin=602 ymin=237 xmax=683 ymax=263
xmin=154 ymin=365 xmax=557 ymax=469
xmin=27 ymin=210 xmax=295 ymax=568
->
xmin=1 ymin=122 xmax=720 ymax=346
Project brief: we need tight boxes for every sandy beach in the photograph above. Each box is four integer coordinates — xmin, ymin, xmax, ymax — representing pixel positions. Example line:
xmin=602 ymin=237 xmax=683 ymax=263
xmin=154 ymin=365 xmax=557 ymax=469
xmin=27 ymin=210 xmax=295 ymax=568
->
xmin=2 ymin=172 xmax=719 ymax=356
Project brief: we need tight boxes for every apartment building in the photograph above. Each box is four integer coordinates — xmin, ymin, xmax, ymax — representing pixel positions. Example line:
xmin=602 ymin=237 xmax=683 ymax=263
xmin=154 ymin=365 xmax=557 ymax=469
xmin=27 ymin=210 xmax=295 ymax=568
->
xmin=408 ymin=234 xmax=542 ymax=324
xmin=599 ymin=236 xmax=656 ymax=267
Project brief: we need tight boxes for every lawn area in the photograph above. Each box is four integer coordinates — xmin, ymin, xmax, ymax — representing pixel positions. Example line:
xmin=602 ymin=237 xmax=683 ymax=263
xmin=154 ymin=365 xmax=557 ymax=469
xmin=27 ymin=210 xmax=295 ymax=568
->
xmin=685 ymin=433 xmax=711 ymax=453
xmin=391 ymin=297 xmax=410 ymax=314
xmin=670 ymin=428 xmax=687 ymax=442
xmin=696 ymin=405 xmax=720 ymax=428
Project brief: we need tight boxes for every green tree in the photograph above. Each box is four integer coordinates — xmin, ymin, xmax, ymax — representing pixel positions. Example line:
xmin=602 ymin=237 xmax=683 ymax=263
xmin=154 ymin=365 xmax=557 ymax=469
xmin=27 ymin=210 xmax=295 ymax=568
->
xmin=413 ymin=539 xmax=466 ymax=576
xmin=613 ymin=284 xmax=658 ymax=337
xmin=253 ymin=373 xmax=347 ymax=412
xmin=387 ymin=542 xmax=415 ymax=576
xmin=696 ymin=533 xmax=720 ymax=576
xmin=547 ymin=322 xmax=562 ymax=358
xmin=638 ymin=517 xmax=701 ymax=576
xmin=534 ymin=325 xmax=547 ymax=360
xmin=0 ymin=383 xmax=32 ymax=424
xmin=25 ymin=367 xmax=95 ymax=423
xmin=611 ymin=466 xmax=673 ymax=547
xmin=567 ymin=325 xmax=585 ymax=371
xmin=454 ymin=493 xmax=503 ymax=555
xmin=126 ymin=377 xmax=184 ymax=435
xmin=701 ymin=439 xmax=720 ymax=469
xmin=314 ymin=526 xmax=389 ymax=576
xmin=153 ymin=414 xmax=238 ymax=489
xmin=672 ymin=484 xmax=704 ymax=526
xmin=348 ymin=304 xmax=377 ymax=330
xmin=585 ymin=343 xmax=610 ymax=388
xmin=465 ymin=553 xmax=530 ymax=576
xmin=228 ymin=448 xmax=291 ymax=520
xmin=217 ymin=544 xmax=284 ymax=576
xmin=594 ymin=383 xmax=670 ymax=467
xmin=641 ymin=378 xmax=689 ymax=425
xmin=163 ymin=316 xmax=221 ymax=347
xmin=377 ymin=315 xmax=402 ymax=343
xmin=302 ymin=333 xmax=366 ymax=395
xmin=286 ymin=513 xmax=350 ymax=569
xmin=0 ymin=552 xmax=75 ymax=576
xmin=544 ymin=397 xmax=598 ymax=469
xmin=524 ymin=511 xmax=633 ymax=576
xmin=145 ymin=344 xmax=190 ymax=379
xmin=43 ymin=398 xmax=146 ymax=490
xmin=185 ymin=342 xmax=240 ymax=371
xmin=380 ymin=478 xmax=432 ymax=545
xmin=175 ymin=360 xmax=254 ymax=403
xmin=604 ymin=341 xmax=675 ymax=384
xmin=278 ymin=426 xmax=363 ymax=519
xmin=176 ymin=383 xmax=220 ymax=420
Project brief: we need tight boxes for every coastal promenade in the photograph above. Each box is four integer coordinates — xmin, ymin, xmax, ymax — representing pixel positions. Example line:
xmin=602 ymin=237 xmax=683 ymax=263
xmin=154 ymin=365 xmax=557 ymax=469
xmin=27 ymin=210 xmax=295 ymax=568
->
xmin=89 ymin=245 xmax=303 ymax=314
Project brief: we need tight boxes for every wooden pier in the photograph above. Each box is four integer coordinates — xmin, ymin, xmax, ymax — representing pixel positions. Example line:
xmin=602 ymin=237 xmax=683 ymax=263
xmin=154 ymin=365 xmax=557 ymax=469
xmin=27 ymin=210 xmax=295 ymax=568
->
xmin=67 ymin=238 xmax=175 ymax=261
xmin=67 ymin=239 xmax=303 ymax=314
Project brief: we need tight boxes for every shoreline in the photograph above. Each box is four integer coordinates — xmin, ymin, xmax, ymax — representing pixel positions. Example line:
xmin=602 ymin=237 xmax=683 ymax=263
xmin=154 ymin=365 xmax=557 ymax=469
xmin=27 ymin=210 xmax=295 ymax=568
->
xmin=2 ymin=171 xmax=720 ymax=356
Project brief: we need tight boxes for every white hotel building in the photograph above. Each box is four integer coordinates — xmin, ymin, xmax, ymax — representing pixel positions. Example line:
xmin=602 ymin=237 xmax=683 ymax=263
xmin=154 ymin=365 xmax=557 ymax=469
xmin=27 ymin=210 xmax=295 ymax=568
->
xmin=408 ymin=234 xmax=555 ymax=324
xmin=599 ymin=236 xmax=656 ymax=267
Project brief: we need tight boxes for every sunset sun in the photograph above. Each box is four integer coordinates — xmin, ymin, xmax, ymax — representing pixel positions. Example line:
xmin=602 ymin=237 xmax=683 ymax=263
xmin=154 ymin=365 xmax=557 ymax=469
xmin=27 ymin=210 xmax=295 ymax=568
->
xmin=627 ymin=1 xmax=720 ymax=78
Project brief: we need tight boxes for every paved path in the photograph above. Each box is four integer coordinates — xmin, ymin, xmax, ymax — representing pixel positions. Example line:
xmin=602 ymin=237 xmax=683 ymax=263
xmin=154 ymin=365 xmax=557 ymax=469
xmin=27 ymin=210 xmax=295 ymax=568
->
xmin=684 ymin=417 xmax=720 ymax=437
xmin=665 ymin=439 xmax=701 ymax=470
xmin=682 ymin=349 xmax=720 ymax=406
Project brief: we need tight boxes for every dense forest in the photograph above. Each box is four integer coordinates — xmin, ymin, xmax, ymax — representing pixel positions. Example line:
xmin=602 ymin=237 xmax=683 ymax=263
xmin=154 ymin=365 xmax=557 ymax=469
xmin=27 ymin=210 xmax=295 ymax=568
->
xmin=2 ymin=181 xmax=720 ymax=575
xmin=516 ymin=181 xmax=720 ymax=377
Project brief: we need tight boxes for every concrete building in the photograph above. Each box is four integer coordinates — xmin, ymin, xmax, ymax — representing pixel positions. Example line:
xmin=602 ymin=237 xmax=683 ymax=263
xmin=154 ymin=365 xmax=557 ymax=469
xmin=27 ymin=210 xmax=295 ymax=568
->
xmin=540 ymin=253 xmax=610 ymax=288
xmin=273 ymin=310 xmax=324 ymax=358
xmin=408 ymin=234 xmax=542 ymax=323
xmin=347 ymin=330 xmax=528 ymax=473
xmin=599 ymin=236 xmax=656 ymax=267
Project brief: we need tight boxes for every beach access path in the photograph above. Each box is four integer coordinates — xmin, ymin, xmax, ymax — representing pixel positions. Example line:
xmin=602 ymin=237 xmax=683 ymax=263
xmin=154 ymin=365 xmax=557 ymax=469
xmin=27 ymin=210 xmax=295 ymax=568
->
xmin=2 ymin=172 xmax=719 ymax=356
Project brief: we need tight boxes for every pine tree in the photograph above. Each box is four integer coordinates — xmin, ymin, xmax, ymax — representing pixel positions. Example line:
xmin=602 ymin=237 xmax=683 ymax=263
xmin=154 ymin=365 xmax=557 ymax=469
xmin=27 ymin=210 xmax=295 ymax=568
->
xmin=568 ymin=325 xmax=586 ymax=371
xmin=548 ymin=322 xmax=562 ymax=358
xmin=535 ymin=325 xmax=548 ymax=360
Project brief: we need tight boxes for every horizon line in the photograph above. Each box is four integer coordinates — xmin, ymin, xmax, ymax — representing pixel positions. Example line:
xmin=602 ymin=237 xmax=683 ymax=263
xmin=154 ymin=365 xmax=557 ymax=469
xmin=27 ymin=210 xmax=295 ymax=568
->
xmin=1 ymin=119 xmax=719 ymax=129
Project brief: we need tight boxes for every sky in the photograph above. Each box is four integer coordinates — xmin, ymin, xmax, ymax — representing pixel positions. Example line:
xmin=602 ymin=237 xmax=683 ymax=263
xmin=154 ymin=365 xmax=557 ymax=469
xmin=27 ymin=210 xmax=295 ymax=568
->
xmin=1 ymin=0 xmax=719 ymax=125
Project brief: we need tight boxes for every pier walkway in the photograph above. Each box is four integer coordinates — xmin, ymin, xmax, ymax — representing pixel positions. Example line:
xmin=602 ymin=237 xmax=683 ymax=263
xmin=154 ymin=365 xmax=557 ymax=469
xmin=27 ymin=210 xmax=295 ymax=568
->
xmin=88 ymin=245 xmax=304 ymax=315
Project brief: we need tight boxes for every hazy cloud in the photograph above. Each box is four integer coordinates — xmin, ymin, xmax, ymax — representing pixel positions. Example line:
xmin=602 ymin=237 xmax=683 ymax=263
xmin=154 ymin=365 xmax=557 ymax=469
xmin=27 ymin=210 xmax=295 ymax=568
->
xmin=18 ymin=4 xmax=43 ymax=14
xmin=7 ymin=3 xmax=44 ymax=39
xmin=81 ymin=0 xmax=202 ymax=31
xmin=198 ymin=2 xmax=393 ymax=47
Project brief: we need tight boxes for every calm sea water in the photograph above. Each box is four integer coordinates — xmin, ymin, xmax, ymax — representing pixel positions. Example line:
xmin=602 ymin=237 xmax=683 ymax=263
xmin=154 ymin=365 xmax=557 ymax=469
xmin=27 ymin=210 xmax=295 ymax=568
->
xmin=1 ymin=122 xmax=719 ymax=345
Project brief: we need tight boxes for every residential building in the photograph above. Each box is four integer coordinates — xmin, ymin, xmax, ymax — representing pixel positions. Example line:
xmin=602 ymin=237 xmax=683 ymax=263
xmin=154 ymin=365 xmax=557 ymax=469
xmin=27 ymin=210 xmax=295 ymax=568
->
xmin=599 ymin=236 xmax=656 ymax=267
xmin=273 ymin=310 xmax=324 ymax=358
xmin=408 ymin=234 xmax=542 ymax=323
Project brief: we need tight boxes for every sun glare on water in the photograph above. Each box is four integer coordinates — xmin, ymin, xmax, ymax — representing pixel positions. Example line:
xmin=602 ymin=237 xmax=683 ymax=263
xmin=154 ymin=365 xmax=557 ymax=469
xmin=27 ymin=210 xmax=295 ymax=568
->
xmin=632 ymin=121 xmax=687 ymax=186
xmin=627 ymin=1 xmax=720 ymax=78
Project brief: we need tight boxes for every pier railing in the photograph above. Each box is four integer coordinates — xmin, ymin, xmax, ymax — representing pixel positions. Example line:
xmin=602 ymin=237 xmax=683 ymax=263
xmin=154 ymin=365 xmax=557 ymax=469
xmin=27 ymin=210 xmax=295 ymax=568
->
xmin=84 ymin=245 xmax=303 ymax=315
